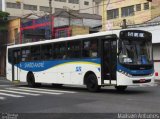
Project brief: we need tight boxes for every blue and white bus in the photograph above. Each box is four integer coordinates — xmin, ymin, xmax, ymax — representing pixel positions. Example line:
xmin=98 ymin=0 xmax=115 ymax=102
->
xmin=6 ymin=30 xmax=155 ymax=91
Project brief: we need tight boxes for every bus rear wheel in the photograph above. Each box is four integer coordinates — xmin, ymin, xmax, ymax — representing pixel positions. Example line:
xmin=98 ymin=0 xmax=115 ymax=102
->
xmin=115 ymin=86 xmax=127 ymax=91
xmin=86 ymin=74 xmax=100 ymax=92
xmin=27 ymin=73 xmax=36 ymax=88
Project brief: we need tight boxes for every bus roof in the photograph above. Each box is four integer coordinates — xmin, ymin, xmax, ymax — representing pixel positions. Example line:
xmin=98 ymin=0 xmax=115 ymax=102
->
xmin=7 ymin=30 xmax=120 ymax=49
xmin=9 ymin=28 xmax=152 ymax=49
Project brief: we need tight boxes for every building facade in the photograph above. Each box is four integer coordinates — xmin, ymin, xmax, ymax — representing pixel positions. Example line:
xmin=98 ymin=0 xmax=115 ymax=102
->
xmin=1 ymin=0 xmax=100 ymax=17
xmin=99 ymin=0 xmax=160 ymax=30
xmin=20 ymin=11 xmax=101 ymax=43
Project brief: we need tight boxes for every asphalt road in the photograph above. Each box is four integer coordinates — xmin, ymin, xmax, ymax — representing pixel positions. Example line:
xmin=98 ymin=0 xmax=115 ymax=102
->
xmin=0 ymin=78 xmax=160 ymax=118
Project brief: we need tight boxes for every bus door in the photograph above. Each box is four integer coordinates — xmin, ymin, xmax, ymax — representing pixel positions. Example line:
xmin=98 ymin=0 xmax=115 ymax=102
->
xmin=102 ymin=38 xmax=117 ymax=84
xmin=12 ymin=49 xmax=21 ymax=81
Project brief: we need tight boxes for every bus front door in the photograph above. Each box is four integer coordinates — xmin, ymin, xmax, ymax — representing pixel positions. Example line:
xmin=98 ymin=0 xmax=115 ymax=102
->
xmin=12 ymin=49 xmax=21 ymax=81
xmin=102 ymin=39 xmax=117 ymax=84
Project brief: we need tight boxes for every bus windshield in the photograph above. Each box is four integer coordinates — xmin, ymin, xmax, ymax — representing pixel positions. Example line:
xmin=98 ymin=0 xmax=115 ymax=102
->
xmin=119 ymin=39 xmax=152 ymax=65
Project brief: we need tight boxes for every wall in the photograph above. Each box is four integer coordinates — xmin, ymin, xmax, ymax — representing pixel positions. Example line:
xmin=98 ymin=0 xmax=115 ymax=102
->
xmin=151 ymin=0 xmax=160 ymax=19
xmin=71 ymin=25 xmax=89 ymax=36
xmin=5 ymin=0 xmax=98 ymax=17
xmin=7 ymin=18 xmax=21 ymax=44
xmin=79 ymin=0 xmax=95 ymax=14
xmin=99 ymin=0 xmax=154 ymax=30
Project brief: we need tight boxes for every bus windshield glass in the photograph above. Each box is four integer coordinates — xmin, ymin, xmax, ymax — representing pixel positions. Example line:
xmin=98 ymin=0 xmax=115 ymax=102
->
xmin=119 ymin=39 xmax=152 ymax=65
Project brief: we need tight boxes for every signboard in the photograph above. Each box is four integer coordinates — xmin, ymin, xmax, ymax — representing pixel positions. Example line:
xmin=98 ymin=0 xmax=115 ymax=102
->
xmin=120 ymin=30 xmax=152 ymax=40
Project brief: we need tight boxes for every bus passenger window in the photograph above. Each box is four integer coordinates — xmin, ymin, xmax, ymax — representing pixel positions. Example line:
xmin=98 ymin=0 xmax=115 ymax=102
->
xmin=83 ymin=41 xmax=90 ymax=57
xmin=13 ymin=49 xmax=21 ymax=64
xmin=31 ymin=46 xmax=41 ymax=61
xmin=41 ymin=44 xmax=53 ymax=60
xmin=53 ymin=42 xmax=66 ymax=59
xmin=67 ymin=41 xmax=81 ymax=59
xmin=8 ymin=49 xmax=13 ymax=63
xmin=90 ymin=41 xmax=98 ymax=57
xmin=21 ymin=47 xmax=31 ymax=62
xmin=83 ymin=39 xmax=98 ymax=58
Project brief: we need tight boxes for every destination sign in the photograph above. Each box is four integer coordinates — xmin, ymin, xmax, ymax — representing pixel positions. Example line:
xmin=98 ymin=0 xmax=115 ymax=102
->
xmin=120 ymin=30 xmax=152 ymax=40
xmin=127 ymin=32 xmax=144 ymax=38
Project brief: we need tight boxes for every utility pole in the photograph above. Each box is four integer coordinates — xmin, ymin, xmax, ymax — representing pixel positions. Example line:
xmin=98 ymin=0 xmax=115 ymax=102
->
xmin=49 ymin=0 xmax=52 ymax=39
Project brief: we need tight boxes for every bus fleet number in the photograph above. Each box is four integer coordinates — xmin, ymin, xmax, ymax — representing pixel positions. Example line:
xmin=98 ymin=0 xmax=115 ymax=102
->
xmin=76 ymin=66 xmax=82 ymax=72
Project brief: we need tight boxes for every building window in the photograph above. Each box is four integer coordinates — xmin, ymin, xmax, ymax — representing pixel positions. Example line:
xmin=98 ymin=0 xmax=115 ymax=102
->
xmin=55 ymin=0 xmax=66 ymax=2
xmin=55 ymin=29 xmax=68 ymax=38
xmin=121 ymin=6 xmax=134 ymax=17
xmin=68 ymin=0 xmax=79 ymax=4
xmin=144 ymin=2 xmax=149 ymax=10
xmin=6 ymin=2 xmax=21 ymax=9
xmin=84 ymin=1 xmax=89 ymax=5
xmin=107 ymin=9 xmax=119 ymax=20
xmin=24 ymin=4 xmax=37 ymax=11
xmin=136 ymin=4 xmax=141 ymax=11
xmin=40 ymin=6 xmax=50 ymax=12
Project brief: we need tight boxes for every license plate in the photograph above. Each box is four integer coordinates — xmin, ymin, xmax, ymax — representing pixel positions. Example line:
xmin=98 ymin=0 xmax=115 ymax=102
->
xmin=140 ymin=79 xmax=146 ymax=83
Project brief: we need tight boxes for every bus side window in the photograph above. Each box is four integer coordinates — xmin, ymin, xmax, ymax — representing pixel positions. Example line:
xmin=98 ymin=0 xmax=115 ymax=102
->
xmin=8 ymin=49 xmax=13 ymax=64
xmin=90 ymin=40 xmax=98 ymax=57
xmin=74 ymin=41 xmax=81 ymax=58
xmin=83 ymin=39 xmax=98 ymax=58
xmin=13 ymin=49 xmax=21 ymax=64
xmin=31 ymin=46 xmax=41 ymax=61
xmin=53 ymin=42 xmax=66 ymax=59
xmin=67 ymin=41 xmax=81 ymax=59
xmin=41 ymin=44 xmax=53 ymax=60
xmin=83 ymin=41 xmax=90 ymax=57
xmin=21 ymin=47 xmax=31 ymax=62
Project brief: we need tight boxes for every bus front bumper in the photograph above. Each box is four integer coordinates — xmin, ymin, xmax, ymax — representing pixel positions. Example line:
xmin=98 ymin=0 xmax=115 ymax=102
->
xmin=117 ymin=72 xmax=155 ymax=87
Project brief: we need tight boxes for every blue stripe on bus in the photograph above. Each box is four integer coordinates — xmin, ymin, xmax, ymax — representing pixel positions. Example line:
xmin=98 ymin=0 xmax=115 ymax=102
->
xmin=16 ymin=58 xmax=101 ymax=72
xmin=117 ymin=64 xmax=154 ymax=75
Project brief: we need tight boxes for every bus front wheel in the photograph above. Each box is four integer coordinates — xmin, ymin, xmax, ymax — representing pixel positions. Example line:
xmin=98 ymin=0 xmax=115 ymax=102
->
xmin=115 ymin=86 xmax=127 ymax=91
xmin=86 ymin=74 xmax=100 ymax=92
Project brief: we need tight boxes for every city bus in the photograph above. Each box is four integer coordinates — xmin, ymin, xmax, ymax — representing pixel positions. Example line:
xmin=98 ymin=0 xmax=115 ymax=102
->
xmin=6 ymin=30 xmax=155 ymax=92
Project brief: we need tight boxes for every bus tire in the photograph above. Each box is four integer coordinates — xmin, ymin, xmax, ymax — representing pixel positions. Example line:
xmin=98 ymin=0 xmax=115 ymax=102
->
xmin=86 ymin=74 xmax=100 ymax=92
xmin=27 ymin=73 xmax=36 ymax=88
xmin=115 ymin=86 xmax=127 ymax=92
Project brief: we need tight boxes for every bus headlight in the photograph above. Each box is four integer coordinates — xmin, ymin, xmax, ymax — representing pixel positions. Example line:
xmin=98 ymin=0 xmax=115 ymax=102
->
xmin=119 ymin=70 xmax=132 ymax=77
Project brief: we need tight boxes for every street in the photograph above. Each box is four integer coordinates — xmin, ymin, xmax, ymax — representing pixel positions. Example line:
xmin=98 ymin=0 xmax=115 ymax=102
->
xmin=0 ymin=78 xmax=160 ymax=114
